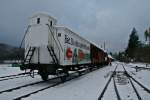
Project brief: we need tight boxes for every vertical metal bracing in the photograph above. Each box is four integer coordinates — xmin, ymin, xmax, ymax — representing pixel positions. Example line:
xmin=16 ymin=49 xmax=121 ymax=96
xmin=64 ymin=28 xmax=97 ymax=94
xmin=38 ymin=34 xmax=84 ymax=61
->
xmin=19 ymin=25 xmax=31 ymax=49
xmin=16 ymin=25 xmax=31 ymax=63
xmin=47 ymin=46 xmax=59 ymax=64
xmin=23 ymin=47 xmax=35 ymax=64
xmin=38 ymin=47 xmax=40 ymax=64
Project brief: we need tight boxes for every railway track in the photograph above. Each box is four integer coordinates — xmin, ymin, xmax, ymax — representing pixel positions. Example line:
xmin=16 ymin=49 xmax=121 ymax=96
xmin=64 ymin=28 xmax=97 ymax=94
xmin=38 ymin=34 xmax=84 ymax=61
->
xmin=0 ymin=72 xmax=37 ymax=82
xmin=97 ymin=65 xmax=118 ymax=99
xmin=98 ymin=64 xmax=150 ymax=100
xmin=112 ymin=74 xmax=121 ymax=100
xmin=14 ymin=69 xmax=96 ymax=100
xmin=0 ymin=74 xmax=71 ymax=100
xmin=0 ymin=76 xmax=57 ymax=94
xmin=122 ymin=65 xmax=142 ymax=100
xmin=0 ymin=66 xmax=102 ymax=100
xmin=14 ymin=67 xmax=99 ymax=100
xmin=0 ymin=72 xmax=27 ymax=79
xmin=122 ymin=64 xmax=150 ymax=95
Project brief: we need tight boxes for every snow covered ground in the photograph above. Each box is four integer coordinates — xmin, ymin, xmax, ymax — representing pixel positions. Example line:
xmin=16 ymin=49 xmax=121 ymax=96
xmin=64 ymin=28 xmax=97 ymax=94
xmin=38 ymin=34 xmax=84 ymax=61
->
xmin=0 ymin=62 xmax=149 ymax=100
xmin=0 ymin=64 xmax=22 ymax=76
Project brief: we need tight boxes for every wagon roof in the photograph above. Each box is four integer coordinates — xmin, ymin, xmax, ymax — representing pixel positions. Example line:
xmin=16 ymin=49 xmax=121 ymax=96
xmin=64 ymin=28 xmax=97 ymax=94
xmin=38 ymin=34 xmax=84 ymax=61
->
xmin=89 ymin=41 xmax=107 ymax=53
xmin=108 ymin=54 xmax=114 ymax=59
xmin=55 ymin=26 xmax=107 ymax=53
xmin=30 ymin=12 xmax=57 ymax=22
xmin=55 ymin=26 xmax=91 ymax=44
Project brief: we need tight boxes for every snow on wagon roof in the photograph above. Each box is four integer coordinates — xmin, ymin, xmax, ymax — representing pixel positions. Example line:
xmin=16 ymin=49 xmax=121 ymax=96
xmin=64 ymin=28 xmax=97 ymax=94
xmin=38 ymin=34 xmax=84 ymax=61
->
xmin=30 ymin=12 xmax=57 ymax=22
xmin=108 ymin=54 xmax=114 ymax=59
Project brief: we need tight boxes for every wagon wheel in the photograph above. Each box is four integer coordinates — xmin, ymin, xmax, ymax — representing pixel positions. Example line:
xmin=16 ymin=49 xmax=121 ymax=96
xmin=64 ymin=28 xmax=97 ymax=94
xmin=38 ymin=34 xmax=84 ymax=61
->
xmin=41 ymin=74 xmax=48 ymax=81
xmin=60 ymin=75 xmax=67 ymax=82
xmin=39 ymin=69 xmax=49 ymax=81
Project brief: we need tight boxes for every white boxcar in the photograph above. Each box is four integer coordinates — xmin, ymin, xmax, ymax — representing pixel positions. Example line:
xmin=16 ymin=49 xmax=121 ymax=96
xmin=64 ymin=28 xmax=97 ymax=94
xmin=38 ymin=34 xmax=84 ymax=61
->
xmin=25 ymin=13 xmax=91 ymax=66
xmin=56 ymin=26 xmax=91 ymax=66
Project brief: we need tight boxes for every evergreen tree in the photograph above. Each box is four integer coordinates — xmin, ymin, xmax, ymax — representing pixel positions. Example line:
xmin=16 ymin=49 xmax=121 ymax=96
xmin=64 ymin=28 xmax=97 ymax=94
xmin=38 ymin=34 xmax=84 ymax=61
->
xmin=125 ymin=28 xmax=140 ymax=59
xmin=148 ymin=28 xmax=150 ymax=44
xmin=144 ymin=29 xmax=148 ymax=41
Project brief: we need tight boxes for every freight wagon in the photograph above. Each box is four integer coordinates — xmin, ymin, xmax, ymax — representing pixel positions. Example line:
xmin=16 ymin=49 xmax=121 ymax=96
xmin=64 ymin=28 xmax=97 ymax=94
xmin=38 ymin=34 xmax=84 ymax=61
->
xmin=20 ymin=13 xmax=109 ymax=80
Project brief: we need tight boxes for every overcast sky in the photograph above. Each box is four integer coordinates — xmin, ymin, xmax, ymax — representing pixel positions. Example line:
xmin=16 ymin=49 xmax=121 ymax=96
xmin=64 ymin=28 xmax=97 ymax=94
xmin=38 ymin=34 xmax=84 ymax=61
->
xmin=0 ymin=0 xmax=150 ymax=52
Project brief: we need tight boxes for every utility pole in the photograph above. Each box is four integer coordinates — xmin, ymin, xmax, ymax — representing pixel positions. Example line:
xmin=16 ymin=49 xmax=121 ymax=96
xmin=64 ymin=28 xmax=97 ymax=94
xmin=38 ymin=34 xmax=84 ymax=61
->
xmin=104 ymin=42 xmax=105 ymax=50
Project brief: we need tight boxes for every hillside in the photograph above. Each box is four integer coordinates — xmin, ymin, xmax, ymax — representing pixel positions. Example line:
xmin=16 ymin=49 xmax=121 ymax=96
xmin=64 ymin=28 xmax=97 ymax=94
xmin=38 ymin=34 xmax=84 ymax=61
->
xmin=0 ymin=43 xmax=24 ymax=61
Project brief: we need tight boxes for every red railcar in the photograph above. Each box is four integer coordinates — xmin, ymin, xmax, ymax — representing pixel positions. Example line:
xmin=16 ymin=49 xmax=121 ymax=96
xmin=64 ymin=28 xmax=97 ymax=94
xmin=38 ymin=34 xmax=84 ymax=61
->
xmin=90 ymin=44 xmax=108 ymax=65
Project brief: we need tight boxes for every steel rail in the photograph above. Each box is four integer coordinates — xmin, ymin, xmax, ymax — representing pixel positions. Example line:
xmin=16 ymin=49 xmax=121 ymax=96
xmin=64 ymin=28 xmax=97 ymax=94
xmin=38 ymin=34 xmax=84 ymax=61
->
xmin=123 ymin=64 xmax=150 ymax=94
xmin=0 ymin=76 xmax=57 ymax=94
xmin=0 ymin=72 xmax=30 ymax=79
xmin=122 ymin=64 xmax=142 ymax=100
xmin=98 ymin=64 xmax=118 ymax=100
xmin=112 ymin=75 xmax=121 ymax=100
xmin=0 ymin=73 xmax=37 ymax=82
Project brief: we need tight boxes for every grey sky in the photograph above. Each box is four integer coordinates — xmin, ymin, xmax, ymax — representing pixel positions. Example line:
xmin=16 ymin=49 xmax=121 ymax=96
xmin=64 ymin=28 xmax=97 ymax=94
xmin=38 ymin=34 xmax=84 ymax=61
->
xmin=0 ymin=0 xmax=150 ymax=52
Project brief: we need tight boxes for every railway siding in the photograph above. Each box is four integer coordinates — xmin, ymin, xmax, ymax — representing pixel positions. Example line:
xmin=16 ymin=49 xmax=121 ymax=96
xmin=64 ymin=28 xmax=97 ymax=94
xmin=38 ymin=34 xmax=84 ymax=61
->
xmin=98 ymin=63 xmax=150 ymax=100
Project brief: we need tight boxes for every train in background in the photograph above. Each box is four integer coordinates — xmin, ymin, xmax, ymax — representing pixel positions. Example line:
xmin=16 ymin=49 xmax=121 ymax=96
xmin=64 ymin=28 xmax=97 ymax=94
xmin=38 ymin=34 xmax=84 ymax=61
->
xmin=20 ymin=13 xmax=110 ymax=81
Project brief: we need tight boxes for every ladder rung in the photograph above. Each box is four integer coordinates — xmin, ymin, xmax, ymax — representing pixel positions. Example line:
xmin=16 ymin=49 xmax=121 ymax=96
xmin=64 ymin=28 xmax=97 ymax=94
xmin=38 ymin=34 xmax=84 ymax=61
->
xmin=29 ymin=48 xmax=35 ymax=51
xmin=26 ymin=57 xmax=30 ymax=59
xmin=24 ymin=47 xmax=35 ymax=64
xmin=30 ymin=49 xmax=34 ymax=51
xmin=27 ymin=54 xmax=32 ymax=56
xmin=47 ymin=46 xmax=58 ymax=64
